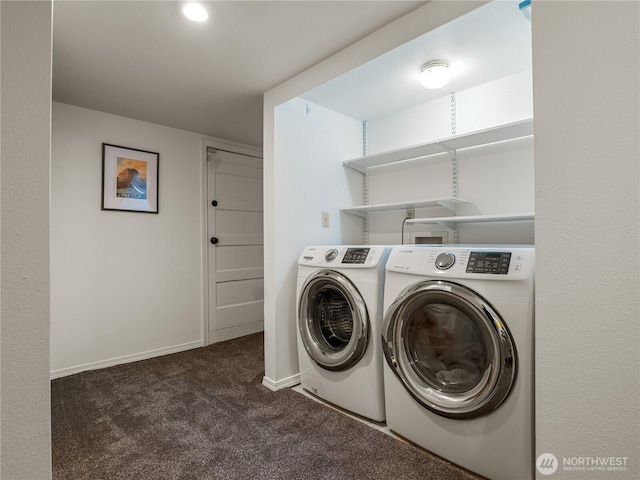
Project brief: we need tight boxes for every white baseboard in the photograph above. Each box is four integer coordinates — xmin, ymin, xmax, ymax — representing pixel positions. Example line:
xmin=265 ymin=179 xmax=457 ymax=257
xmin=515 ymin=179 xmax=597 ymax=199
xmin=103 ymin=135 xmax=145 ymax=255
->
xmin=207 ymin=320 xmax=264 ymax=345
xmin=50 ymin=340 xmax=204 ymax=380
xmin=262 ymin=373 xmax=301 ymax=391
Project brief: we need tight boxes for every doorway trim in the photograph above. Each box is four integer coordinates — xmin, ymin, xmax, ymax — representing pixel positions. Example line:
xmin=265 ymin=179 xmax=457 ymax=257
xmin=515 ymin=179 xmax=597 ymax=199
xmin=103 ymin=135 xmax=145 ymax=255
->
xmin=200 ymin=138 xmax=263 ymax=346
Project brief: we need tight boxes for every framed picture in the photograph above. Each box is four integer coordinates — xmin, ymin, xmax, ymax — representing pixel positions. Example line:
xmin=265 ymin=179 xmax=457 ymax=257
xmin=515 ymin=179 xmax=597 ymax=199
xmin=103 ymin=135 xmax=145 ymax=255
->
xmin=102 ymin=143 xmax=159 ymax=213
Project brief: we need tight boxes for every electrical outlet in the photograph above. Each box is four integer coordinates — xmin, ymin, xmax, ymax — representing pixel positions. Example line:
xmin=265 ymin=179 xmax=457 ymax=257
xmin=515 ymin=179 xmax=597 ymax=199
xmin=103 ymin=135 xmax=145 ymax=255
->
xmin=321 ymin=212 xmax=330 ymax=227
xmin=406 ymin=209 xmax=415 ymax=219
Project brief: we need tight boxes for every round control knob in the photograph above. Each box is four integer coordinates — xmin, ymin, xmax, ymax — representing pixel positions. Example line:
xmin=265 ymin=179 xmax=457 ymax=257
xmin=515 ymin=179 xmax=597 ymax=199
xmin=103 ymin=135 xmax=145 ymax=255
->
xmin=435 ymin=252 xmax=455 ymax=270
xmin=325 ymin=249 xmax=338 ymax=262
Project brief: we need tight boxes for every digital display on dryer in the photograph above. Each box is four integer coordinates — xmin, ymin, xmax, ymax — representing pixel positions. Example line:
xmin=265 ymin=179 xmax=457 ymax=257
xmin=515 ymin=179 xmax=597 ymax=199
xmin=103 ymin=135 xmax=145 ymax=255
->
xmin=466 ymin=252 xmax=511 ymax=274
xmin=342 ymin=248 xmax=370 ymax=264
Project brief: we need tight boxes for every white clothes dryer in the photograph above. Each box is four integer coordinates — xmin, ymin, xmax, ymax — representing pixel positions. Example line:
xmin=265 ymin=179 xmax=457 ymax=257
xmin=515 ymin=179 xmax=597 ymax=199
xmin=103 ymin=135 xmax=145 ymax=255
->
xmin=382 ymin=245 xmax=535 ymax=480
xmin=297 ymin=245 xmax=391 ymax=422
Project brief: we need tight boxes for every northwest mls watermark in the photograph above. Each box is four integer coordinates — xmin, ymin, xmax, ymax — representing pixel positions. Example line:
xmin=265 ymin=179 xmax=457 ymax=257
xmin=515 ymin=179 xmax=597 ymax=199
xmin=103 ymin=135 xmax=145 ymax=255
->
xmin=537 ymin=453 xmax=630 ymax=476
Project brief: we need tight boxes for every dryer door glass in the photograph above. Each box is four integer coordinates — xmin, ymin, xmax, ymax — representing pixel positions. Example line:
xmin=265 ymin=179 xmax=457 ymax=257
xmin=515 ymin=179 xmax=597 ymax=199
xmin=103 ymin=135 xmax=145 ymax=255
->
xmin=382 ymin=280 xmax=516 ymax=419
xmin=299 ymin=270 xmax=369 ymax=371
xmin=404 ymin=302 xmax=489 ymax=394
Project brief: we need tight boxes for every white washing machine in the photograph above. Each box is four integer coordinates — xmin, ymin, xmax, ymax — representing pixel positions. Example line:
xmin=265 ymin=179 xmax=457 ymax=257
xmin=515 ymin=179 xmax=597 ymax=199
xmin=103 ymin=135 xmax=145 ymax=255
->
xmin=382 ymin=245 xmax=535 ymax=480
xmin=296 ymin=245 xmax=391 ymax=422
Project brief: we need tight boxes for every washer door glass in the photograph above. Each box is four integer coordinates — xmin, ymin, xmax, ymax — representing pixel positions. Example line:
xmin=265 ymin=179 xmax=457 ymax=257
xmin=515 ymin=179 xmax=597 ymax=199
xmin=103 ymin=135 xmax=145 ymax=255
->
xmin=298 ymin=270 xmax=369 ymax=371
xmin=382 ymin=280 xmax=516 ymax=419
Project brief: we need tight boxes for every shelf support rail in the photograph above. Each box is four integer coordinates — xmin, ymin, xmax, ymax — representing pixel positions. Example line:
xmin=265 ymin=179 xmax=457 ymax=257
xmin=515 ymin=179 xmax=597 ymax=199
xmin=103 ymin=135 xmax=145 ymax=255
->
xmin=363 ymin=120 xmax=369 ymax=244
xmin=450 ymin=92 xmax=457 ymax=136
xmin=451 ymin=149 xmax=459 ymax=244
xmin=450 ymin=92 xmax=459 ymax=244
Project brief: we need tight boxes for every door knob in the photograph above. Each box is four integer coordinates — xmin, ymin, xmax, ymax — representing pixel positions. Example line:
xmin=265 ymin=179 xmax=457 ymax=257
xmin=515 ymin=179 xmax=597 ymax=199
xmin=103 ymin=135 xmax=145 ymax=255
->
xmin=211 ymin=200 xmax=218 ymax=207
xmin=210 ymin=237 xmax=219 ymax=245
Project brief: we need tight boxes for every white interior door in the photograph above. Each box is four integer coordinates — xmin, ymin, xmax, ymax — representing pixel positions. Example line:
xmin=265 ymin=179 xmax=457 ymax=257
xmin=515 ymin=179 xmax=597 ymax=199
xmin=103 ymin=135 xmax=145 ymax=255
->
xmin=207 ymin=148 xmax=263 ymax=344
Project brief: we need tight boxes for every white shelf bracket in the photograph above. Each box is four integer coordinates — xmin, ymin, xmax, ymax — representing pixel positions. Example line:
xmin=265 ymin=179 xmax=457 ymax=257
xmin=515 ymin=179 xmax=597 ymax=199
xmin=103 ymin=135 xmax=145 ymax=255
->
xmin=437 ymin=199 xmax=459 ymax=212
xmin=437 ymin=221 xmax=458 ymax=230
xmin=436 ymin=141 xmax=456 ymax=159
xmin=343 ymin=161 xmax=367 ymax=174
xmin=349 ymin=210 xmax=368 ymax=219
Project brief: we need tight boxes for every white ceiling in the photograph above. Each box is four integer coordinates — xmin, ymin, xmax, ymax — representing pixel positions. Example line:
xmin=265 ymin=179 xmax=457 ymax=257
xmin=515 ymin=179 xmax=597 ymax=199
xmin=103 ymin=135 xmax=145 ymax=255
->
xmin=301 ymin=0 xmax=532 ymax=121
xmin=52 ymin=0 xmax=427 ymax=147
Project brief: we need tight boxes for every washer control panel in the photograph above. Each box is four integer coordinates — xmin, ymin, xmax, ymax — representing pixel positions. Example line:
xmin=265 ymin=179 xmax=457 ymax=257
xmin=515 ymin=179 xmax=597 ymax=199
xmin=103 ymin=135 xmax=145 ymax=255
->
xmin=466 ymin=251 xmax=511 ymax=274
xmin=341 ymin=247 xmax=370 ymax=264
xmin=386 ymin=245 xmax=534 ymax=280
xmin=299 ymin=246 xmax=389 ymax=268
xmin=430 ymin=249 xmax=513 ymax=275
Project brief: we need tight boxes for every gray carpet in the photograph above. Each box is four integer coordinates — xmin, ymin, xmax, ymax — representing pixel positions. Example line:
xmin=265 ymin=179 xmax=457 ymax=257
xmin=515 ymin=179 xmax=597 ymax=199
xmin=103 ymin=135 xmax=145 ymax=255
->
xmin=51 ymin=333 xmax=482 ymax=479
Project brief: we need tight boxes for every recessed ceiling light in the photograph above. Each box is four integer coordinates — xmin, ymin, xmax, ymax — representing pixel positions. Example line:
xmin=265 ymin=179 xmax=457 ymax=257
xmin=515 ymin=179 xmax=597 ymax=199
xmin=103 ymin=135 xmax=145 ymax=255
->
xmin=418 ymin=60 xmax=452 ymax=89
xmin=182 ymin=3 xmax=208 ymax=22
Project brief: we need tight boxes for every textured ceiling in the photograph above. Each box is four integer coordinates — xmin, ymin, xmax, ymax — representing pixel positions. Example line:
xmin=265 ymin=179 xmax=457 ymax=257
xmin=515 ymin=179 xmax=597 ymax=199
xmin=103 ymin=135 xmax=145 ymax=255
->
xmin=301 ymin=0 xmax=532 ymax=121
xmin=52 ymin=0 xmax=427 ymax=147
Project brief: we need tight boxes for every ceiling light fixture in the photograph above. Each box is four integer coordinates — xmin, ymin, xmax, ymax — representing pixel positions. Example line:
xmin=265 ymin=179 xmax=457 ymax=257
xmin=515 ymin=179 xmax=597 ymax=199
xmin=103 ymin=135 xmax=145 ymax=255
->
xmin=182 ymin=3 xmax=208 ymax=22
xmin=418 ymin=60 xmax=452 ymax=89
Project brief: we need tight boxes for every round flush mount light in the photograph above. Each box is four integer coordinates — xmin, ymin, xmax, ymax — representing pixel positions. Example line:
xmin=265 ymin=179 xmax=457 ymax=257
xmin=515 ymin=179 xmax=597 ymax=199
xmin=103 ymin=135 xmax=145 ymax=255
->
xmin=418 ymin=60 xmax=452 ymax=89
xmin=182 ymin=2 xmax=208 ymax=22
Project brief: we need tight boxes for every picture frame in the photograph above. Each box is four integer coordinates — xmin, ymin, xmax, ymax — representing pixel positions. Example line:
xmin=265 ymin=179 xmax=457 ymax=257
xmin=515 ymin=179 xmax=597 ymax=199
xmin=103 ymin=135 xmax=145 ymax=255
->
xmin=102 ymin=143 xmax=159 ymax=213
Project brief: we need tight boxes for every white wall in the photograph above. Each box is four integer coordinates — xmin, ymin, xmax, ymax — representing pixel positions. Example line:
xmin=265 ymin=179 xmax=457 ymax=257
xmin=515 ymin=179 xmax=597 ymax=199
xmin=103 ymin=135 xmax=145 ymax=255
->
xmin=274 ymin=98 xmax=364 ymax=247
xmin=367 ymin=95 xmax=452 ymax=154
xmin=533 ymin=2 xmax=639 ymax=478
xmin=50 ymin=102 xmax=260 ymax=377
xmin=0 ymin=1 xmax=52 ymax=478
xmin=366 ymin=70 xmax=533 ymax=153
xmin=457 ymin=70 xmax=533 ymax=134
xmin=262 ymin=97 xmax=364 ymax=388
